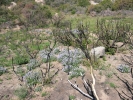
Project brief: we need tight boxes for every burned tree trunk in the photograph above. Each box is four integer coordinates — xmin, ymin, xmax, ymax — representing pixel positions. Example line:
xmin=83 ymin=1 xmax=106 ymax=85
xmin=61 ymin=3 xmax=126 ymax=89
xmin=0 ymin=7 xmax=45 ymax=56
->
xmin=53 ymin=22 xmax=99 ymax=100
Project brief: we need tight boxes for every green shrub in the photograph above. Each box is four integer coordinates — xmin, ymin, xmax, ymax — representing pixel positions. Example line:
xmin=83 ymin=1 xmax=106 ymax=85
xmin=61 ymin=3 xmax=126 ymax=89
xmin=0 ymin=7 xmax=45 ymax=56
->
xmin=96 ymin=20 xmax=130 ymax=55
xmin=77 ymin=0 xmax=90 ymax=7
xmin=93 ymin=4 xmax=104 ymax=13
xmin=43 ymin=42 xmax=50 ymax=48
xmin=100 ymin=0 xmax=113 ymax=10
xmin=14 ymin=55 xmax=29 ymax=65
xmin=0 ymin=78 xmax=3 ymax=84
xmin=0 ymin=0 xmax=12 ymax=5
xmin=0 ymin=7 xmax=18 ymax=24
xmin=88 ymin=4 xmax=104 ymax=13
xmin=41 ymin=92 xmax=47 ymax=97
xmin=71 ymin=9 xmax=76 ymax=14
xmin=110 ymin=82 xmax=116 ymax=88
xmin=13 ymin=1 xmax=53 ymax=28
xmin=106 ymin=48 xmax=116 ymax=55
xmin=113 ymin=0 xmax=133 ymax=10
xmin=69 ymin=95 xmax=76 ymax=100
xmin=87 ymin=5 xmax=95 ymax=13
xmin=57 ymin=4 xmax=69 ymax=11
xmin=44 ymin=9 xmax=52 ymax=19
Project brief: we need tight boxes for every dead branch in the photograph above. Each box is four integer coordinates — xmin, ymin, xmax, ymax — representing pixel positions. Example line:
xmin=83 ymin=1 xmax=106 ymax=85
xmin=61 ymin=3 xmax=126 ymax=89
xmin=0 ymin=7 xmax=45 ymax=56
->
xmin=68 ymin=80 xmax=94 ymax=100
xmin=41 ymin=39 xmax=57 ymax=85
xmin=12 ymin=57 xmax=23 ymax=82
xmin=115 ymin=69 xmax=133 ymax=100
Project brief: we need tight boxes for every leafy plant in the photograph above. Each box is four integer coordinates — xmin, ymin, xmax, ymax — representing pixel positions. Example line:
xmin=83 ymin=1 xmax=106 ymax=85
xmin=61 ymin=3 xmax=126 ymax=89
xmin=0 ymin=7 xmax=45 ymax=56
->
xmin=0 ymin=78 xmax=3 ymax=84
xmin=77 ymin=0 xmax=90 ymax=7
xmin=41 ymin=92 xmax=48 ymax=97
xmin=110 ymin=82 xmax=116 ymax=88
xmin=69 ymin=95 xmax=76 ymax=100
xmin=100 ymin=0 xmax=113 ymax=10
xmin=113 ymin=0 xmax=133 ymax=10
xmin=106 ymin=48 xmax=116 ymax=55
xmin=14 ymin=55 xmax=29 ymax=65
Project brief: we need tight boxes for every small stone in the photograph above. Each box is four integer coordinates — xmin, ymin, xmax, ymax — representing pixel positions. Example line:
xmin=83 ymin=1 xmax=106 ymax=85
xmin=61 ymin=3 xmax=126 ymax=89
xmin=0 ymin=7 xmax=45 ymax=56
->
xmin=105 ymin=87 xmax=110 ymax=94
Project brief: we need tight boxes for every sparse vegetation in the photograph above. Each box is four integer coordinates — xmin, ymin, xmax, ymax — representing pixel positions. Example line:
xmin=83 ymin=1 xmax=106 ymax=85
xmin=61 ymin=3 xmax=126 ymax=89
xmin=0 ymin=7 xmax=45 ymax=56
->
xmin=109 ymin=82 xmax=116 ymax=88
xmin=0 ymin=0 xmax=133 ymax=100
xmin=15 ymin=87 xmax=28 ymax=100
xmin=41 ymin=92 xmax=48 ymax=97
xmin=69 ymin=95 xmax=76 ymax=100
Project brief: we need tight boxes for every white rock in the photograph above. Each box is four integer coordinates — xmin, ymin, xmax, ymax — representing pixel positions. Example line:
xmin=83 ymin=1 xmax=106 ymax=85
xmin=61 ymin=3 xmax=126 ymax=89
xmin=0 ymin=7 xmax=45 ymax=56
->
xmin=90 ymin=46 xmax=105 ymax=58
xmin=8 ymin=2 xmax=17 ymax=10
xmin=55 ymin=13 xmax=59 ymax=18
xmin=12 ymin=25 xmax=20 ymax=31
xmin=89 ymin=1 xmax=98 ymax=5
xmin=35 ymin=0 xmax=45 ymax=5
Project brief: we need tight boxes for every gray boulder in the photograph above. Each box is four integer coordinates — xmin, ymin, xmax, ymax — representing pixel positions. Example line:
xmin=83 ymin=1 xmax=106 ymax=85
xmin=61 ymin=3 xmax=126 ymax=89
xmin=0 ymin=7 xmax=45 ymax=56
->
xmin=90 ymin=46 xmax=105 ymax=58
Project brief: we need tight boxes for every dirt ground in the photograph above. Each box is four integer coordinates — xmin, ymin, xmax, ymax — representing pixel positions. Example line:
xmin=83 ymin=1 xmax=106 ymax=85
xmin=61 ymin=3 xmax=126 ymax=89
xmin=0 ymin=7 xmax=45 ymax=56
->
xmin=0 ymin=52 xmax=132 ymax=100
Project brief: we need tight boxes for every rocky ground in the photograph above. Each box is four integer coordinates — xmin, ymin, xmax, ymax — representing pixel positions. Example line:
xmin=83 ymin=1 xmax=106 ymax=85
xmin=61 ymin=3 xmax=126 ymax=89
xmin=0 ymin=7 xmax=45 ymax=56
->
xmin=0 ymin=51 xmax=132 ymax=100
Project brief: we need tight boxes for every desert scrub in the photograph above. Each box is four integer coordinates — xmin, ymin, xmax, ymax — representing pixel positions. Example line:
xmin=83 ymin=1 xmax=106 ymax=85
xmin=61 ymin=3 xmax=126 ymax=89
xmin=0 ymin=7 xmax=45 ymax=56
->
xmin=23 ymin=71 xmax=42 ymax=87
xmin=15 ymin=87 xmax=28 ymax=100
xmin=96 ymin=19 xmax=131 ymax=55
xmin=57 ymin=48 xmax=85 ymax=78
xmin=27 ymin=59 xmax=39 ymax=71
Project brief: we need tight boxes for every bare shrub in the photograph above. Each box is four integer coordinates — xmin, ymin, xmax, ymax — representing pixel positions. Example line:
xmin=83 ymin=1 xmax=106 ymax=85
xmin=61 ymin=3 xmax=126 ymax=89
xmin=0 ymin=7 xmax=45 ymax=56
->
xmin=96 ymin=19 xmax=132 ymax=55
